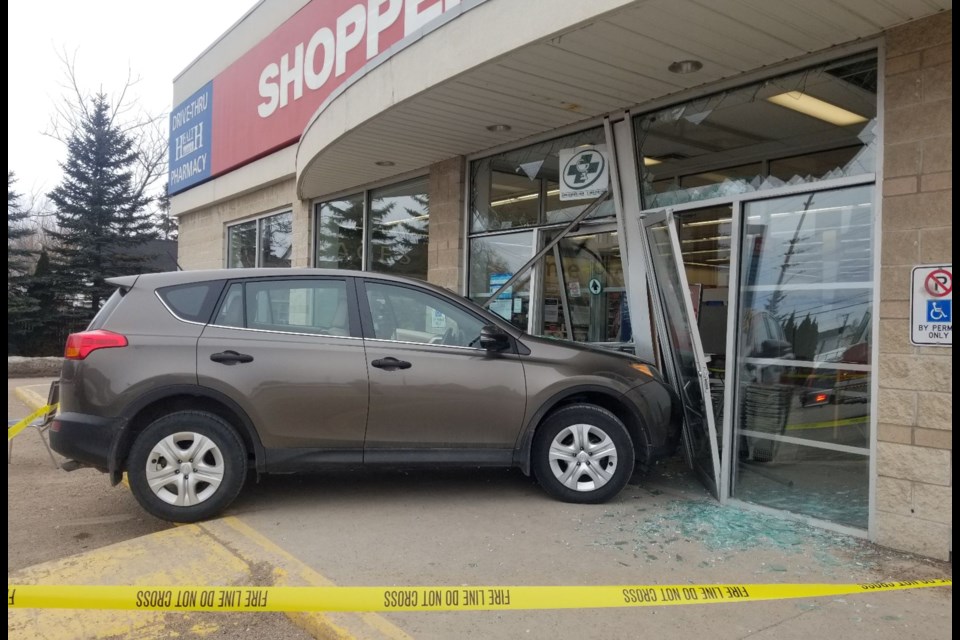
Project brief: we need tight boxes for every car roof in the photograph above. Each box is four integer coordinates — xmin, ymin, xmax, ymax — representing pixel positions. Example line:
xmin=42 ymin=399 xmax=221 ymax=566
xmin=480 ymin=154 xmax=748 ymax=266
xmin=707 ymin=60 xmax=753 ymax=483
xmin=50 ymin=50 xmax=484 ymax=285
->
xmin=111 ymin=268 xmax=429 ymax=289
xmin=108 ymin=268 xmax=521 ymax=335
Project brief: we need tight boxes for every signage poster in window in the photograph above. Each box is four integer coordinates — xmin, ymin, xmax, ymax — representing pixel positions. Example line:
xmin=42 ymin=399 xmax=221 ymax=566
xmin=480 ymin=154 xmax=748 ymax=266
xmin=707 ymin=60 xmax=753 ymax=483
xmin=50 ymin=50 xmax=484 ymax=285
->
xmin=558 ymin=145 xmax=610 ymax=201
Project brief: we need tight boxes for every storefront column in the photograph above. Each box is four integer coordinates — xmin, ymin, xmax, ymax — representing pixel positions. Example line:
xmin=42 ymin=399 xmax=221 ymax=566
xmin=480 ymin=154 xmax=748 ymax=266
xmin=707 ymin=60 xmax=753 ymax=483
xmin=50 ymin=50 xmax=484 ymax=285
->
xmin=290 ymin=196 xmax=312 ymax=268
xmin=427 ymin=157 xmax=466 ymax=292
xmin=876 ymin=10 xmax=952 ymax=560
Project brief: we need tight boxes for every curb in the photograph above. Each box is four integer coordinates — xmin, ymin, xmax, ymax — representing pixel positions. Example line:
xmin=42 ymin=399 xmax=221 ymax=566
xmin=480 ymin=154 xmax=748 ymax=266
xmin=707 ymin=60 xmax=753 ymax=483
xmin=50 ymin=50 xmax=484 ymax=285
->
xmin=14 ymin=384 xmax=48 ymax=411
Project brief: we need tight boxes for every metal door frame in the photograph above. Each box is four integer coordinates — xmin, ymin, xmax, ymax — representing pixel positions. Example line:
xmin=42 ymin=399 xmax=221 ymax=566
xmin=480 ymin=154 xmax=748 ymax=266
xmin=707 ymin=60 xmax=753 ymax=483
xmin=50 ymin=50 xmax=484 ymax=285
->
xmin=631 ymin=208 xmax=722 ymax=497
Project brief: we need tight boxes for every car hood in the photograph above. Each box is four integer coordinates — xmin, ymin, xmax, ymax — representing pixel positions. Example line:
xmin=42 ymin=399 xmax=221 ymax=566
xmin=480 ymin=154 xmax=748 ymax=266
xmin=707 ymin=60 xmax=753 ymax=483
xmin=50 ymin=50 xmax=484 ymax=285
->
xmin=516 ymin=333 xmax=664 ymax=388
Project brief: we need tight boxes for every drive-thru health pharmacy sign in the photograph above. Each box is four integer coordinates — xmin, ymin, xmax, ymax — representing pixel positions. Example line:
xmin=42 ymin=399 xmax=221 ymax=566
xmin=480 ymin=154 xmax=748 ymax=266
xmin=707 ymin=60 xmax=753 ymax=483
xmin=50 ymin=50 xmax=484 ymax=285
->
xmin=910 ymin=264 xmax=952 ymax=346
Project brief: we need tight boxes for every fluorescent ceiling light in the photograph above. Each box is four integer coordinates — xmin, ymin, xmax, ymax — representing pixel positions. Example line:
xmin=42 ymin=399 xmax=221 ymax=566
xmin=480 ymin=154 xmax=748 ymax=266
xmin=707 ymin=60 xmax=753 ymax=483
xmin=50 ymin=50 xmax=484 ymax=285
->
xmin=382 ymin=214 xmax=429 ymax=226
xmin=642 ymin=157 xmax=662 ymax=166
xmin=682 ymin=235 xmax=730 ymax=244
xmin=491 ymin=188 xmax=560 ymax=207
xmin=766 ymin=92 xmax=867 ymax=126
xmin=684 ymin=218 xmax=732 ymax=228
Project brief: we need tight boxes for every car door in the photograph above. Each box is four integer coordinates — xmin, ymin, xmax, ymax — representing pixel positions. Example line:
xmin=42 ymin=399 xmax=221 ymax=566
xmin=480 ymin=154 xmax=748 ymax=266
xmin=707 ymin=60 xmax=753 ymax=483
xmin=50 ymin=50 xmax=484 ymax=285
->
xmin=358 ymin=278 xmax=527 ymax=463
xmin=197 ymin=276 xmax=369 ymax=458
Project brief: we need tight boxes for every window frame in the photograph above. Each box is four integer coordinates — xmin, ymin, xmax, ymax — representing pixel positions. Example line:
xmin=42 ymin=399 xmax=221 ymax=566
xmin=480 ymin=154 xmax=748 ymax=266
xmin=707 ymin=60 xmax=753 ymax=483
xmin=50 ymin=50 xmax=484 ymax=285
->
xmin=313 ymin=175 xmax=431 ymax=279
xmin=156 ymin=280 xmax=227 ymax=325
xmin=225 ymin=208 xmax=294 ymax=269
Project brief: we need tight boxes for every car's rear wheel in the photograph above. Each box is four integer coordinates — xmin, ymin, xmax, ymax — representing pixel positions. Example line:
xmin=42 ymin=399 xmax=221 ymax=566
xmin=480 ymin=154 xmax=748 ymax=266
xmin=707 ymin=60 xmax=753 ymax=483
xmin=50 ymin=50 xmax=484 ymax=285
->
xmin=532 ymin=403 xmax=634 ymax=504
xmin=127 ymin=411 xmax=247 ymax=523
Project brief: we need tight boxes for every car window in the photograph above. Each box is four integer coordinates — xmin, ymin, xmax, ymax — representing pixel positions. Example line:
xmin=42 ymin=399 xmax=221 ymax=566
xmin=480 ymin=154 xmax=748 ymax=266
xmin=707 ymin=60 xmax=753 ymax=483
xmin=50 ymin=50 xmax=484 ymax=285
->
xmin=214 ymin=283 xmax=244 ymax=327
xmin=157 ymin=282 xmax=223 ymax=323
xmin=365 ymin=282 xmax=485 ymax=347
xmin=214 ymin=279 xmax=350 ymax=335
xmin=87 ymin=289 xmax=125 ymax=330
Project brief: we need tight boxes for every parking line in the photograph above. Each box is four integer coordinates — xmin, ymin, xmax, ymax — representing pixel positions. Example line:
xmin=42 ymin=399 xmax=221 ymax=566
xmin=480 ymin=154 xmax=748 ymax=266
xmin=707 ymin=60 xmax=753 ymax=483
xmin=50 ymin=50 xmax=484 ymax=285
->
xmin=12 ymin=383 xmax=412 ymax=640
xmin=209 ymin=517 xmax=414 ymax=640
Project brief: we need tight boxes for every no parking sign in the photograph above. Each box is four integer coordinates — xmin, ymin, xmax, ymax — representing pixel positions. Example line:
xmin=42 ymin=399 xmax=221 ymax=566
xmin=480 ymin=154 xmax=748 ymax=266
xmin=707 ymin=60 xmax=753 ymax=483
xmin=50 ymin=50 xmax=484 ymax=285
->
xmin=910 ymin=264 xmax=952 ymax=346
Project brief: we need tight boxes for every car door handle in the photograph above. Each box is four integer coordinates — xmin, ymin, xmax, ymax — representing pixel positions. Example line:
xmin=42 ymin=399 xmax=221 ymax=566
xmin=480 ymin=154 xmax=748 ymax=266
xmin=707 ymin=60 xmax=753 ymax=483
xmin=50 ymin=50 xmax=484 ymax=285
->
xmin=371 ymin=357 xmax=412 ymax=370
xmin=210 ymin=350 xmax=254 ymax=364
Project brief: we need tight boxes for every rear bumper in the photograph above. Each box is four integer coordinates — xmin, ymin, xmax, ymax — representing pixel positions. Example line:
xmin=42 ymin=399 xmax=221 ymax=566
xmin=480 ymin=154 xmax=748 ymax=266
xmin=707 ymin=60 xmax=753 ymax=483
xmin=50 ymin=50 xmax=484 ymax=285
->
xmin=49 ymin=412 xmax=124 ymax=474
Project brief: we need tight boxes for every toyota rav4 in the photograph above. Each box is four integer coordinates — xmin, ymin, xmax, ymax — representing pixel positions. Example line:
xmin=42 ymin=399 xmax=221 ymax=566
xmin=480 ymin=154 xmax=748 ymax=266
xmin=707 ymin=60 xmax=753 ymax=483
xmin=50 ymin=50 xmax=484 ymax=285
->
xmin=50 ymin=269 xmax=680 ymax=522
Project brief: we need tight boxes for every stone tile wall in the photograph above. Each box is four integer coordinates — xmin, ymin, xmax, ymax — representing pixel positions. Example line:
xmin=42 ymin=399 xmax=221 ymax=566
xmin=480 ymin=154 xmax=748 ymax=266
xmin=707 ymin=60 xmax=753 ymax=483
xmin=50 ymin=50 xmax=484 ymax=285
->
xmin=877 ymin=10 xmax=952 ymax=560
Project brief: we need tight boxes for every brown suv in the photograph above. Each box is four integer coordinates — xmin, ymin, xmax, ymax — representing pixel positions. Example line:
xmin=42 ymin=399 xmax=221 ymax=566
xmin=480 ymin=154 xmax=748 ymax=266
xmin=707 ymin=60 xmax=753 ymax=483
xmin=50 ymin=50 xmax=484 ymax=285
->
xmin=50 ymin=269 xmax=680 ymax=522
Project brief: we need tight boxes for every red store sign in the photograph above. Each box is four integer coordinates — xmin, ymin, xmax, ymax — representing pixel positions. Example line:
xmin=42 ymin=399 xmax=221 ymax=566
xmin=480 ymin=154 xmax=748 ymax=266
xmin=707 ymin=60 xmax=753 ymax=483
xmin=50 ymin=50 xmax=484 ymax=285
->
xmin=170 ymin=0 xmax=481 ymax=194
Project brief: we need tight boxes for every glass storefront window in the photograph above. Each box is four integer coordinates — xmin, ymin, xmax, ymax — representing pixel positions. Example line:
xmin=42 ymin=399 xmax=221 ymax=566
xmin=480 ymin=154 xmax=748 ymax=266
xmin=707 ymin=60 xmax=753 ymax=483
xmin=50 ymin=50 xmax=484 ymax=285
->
xmin=468 ymin=231 xmax=534 ymax=331
xmin=731 ymin=185 xmax=874 ymax=529
xmin=315 ymin=179 xmax=430 ymax=280
xmin=259 ymin=212 xmax=292 ymax=268
xmin=635 ymin=53 xmax=877 ymax=209
xmin=316 ymin=193 xmax=364 ymax=271
xmin=227 ymin=220 xmax=257 ymax=268
xmin=369 ymin=178 xmax=430 ymax=279
xmin=227 ymin=212 xmax=291 ymax=268
xmin=470 ymin=127 xmax=614 ymax=232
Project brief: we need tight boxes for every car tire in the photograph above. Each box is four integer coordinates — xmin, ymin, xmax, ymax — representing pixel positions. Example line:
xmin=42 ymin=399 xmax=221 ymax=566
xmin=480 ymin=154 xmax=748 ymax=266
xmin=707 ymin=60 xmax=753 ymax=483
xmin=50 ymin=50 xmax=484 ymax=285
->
xmin=532 ymin=404 xmax=635 ymax=504
xmin=127 ymin=411 xmax=247 ymax=523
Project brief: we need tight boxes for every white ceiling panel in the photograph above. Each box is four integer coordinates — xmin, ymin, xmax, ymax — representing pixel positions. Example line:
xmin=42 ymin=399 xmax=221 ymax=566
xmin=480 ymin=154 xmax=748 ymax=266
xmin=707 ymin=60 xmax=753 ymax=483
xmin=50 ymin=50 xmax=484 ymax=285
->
xmin=299 ymin=0 xmax=949 ymax=199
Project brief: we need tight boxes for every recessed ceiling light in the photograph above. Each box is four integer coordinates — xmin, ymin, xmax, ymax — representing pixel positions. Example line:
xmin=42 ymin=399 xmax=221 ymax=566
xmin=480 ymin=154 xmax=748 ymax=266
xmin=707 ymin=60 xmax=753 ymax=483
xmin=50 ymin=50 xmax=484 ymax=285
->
xmin=643 ymin=157 xmax=662 ymax=166
xmin=668 ymin=60 xmax=703 ymax=74
xmin=486 ymin=124 xmax=512 ymax=132
xmin=375 ymin=160 xmax=395 ymax=166
xmin=766 ymin=91 xmax=867 ymax=126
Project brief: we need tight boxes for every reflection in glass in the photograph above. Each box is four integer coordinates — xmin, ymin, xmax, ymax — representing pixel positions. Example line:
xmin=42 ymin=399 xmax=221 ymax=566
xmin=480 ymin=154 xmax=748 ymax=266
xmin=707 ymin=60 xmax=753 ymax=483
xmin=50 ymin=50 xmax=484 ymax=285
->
xmin=644 ymin=218 xmax=719 ymax=497
xmin=316 ymin=193 xmax=364 ymax=270
xmin=259 ymin=212 xmax=292 ymax=268
xmin=674 ymin=205 xmax=733 ymax=436
xmin=369 ymin=178 xmax=430 ymax=280
xmin=470 ymin=127 xmax=613 ymax=232
xmin=227 ymin=220 xmax=257 ymax=268
xmin=468 ymin=232 xmax=533 ymax=331
xmin=732 ymin=185 xmax=874 ymax=530
xmin=735 ymin=444 xmax=868 ymax=529
xmin=635 ymin=52 xmax=877 ymax=208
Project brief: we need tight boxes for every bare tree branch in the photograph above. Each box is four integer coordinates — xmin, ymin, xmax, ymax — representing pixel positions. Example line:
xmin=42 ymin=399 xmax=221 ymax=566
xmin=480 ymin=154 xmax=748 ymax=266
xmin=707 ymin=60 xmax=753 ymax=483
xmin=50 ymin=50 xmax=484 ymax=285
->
xmin=42 ymin=47 xmax=170 ymax=219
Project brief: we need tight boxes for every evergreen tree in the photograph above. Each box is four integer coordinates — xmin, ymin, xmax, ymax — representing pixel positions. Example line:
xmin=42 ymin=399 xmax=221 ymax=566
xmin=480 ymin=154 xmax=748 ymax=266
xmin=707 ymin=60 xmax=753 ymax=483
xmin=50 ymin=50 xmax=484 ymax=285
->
xmin=154 ymin=182 xmax=178 ymax=240
xmin=316 ymin=197 xmax=364 ymax=270
xmin=8 ymin=172 xmax=39 ymax=354
xmin=369 ymin=193 xmax=428 ymax=277
xmin=47 ymin=94 xmax=157 ymax=319
xmin=7 ymin=171 xmax=34 ymax=277
xmin=315 ymin=191 xmax=428 ymax=277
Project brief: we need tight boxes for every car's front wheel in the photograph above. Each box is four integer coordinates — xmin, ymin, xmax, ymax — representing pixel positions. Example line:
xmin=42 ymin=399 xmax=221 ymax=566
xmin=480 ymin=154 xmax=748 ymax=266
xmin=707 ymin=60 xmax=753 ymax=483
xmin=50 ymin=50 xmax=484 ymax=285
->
xmin=127 ymin=411 xmax=247 ymax=523
xmin=532 ymin=403 xmax=634 ymax=504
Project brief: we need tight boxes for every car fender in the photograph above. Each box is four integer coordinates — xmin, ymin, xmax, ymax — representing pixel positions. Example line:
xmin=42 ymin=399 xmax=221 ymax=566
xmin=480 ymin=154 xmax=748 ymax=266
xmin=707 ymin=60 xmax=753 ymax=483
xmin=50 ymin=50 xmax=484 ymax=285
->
xmin=109 ymin=384 xmax=267 ymax=483
xmin=512 ymin=383 xmax=651 ymax=475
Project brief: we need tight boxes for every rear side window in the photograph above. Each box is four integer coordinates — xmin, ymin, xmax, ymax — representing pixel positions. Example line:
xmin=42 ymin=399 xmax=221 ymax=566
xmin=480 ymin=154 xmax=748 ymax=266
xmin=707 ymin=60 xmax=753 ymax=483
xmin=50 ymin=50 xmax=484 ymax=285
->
xmin=87 ymin=289 xmax=125 ymax=330
xmin=157 ymin=282 xmax=224 ymax=324
xmin=213 ymin=280 xmax=351 ymax=336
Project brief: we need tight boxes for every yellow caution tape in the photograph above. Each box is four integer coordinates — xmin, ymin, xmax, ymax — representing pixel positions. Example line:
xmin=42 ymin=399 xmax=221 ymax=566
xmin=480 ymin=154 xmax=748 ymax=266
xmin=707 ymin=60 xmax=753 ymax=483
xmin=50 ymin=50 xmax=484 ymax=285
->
xmin=7 ymin=404 xmax=57 ymax=441
xmin=7 ymin=580 xmax=951 ymax=611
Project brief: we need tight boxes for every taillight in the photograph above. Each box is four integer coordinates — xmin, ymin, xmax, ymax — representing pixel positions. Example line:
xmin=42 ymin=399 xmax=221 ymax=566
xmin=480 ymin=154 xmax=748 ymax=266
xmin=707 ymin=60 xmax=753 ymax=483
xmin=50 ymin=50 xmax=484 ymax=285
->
xmin=64 ymin=330 xmax=128 ymax=360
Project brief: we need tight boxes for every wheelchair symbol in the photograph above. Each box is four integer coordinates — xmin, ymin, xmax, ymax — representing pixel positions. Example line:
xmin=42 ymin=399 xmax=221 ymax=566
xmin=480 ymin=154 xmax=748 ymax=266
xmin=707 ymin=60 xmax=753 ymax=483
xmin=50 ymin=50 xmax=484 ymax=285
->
xmin=926 ymin=300 xmax=951 ymax=323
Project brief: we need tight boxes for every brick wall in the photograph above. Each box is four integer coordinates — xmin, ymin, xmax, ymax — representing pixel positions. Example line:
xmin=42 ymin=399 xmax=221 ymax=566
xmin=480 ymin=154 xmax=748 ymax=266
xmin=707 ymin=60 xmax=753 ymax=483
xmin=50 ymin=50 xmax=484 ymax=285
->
xmin=427 ymin=157 xmax=466 ymax=292
xmin=877 ymin=10 xmax=952 ymax=560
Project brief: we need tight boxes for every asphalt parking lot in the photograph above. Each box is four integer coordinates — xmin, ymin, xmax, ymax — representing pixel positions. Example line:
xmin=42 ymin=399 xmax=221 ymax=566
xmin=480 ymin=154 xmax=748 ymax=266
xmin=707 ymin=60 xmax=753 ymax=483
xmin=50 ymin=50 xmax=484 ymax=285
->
xmin=8 ymin=377 xmax=952 ymax=639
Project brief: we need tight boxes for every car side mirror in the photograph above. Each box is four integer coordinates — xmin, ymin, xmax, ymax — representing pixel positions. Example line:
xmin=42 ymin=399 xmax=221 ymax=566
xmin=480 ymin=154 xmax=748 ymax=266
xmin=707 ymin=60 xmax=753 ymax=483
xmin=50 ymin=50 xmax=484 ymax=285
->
xmin=479 ymin=324 xmax=511 ymax=352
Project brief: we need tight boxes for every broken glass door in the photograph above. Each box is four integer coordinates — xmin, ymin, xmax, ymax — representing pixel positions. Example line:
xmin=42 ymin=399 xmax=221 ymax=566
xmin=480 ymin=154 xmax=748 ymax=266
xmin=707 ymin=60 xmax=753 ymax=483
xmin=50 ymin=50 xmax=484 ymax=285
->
xmin=638 ymin=210 xmax=721 ymax=498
